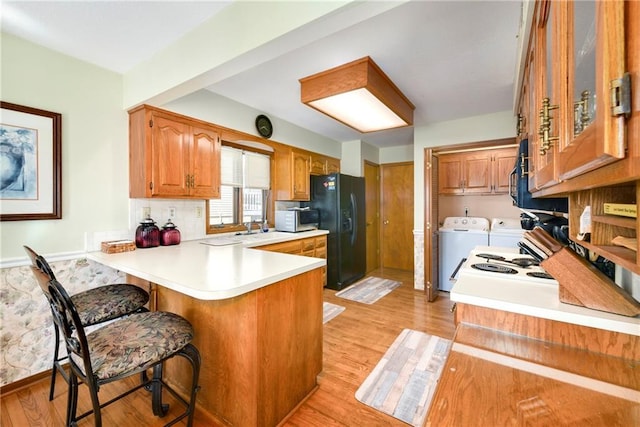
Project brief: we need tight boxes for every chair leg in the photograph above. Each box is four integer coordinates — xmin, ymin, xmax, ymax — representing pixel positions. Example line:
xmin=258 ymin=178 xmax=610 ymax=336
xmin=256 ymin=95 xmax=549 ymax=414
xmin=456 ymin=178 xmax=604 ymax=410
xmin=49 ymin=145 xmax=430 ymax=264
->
xmin=160 ymin=344 xmax=201 ymax=427
xmin=151 ymin=363 xmax=169 ymax=417
xmin=49 ymin=324 xmax=62 ymax=401
xmin=182 ymin=343 xmax=201 ymax=427
xmin=67 ymin=371 xmax=78 ymax=427
xmin=87 ymin=377 xmax=103 ymax=427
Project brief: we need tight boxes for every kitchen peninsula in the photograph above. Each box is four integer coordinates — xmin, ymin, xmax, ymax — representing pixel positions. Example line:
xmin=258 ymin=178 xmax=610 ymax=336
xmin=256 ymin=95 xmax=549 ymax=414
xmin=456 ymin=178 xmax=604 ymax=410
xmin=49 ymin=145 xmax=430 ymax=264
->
xmin=87 ymin=230 xmax=328 ymax=426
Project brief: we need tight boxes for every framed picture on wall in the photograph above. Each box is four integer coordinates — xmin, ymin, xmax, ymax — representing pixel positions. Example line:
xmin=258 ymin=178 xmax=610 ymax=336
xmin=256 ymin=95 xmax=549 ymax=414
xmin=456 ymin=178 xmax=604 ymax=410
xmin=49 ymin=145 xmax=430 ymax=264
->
xmin=0 ymin=101 xmax=62 ymax=221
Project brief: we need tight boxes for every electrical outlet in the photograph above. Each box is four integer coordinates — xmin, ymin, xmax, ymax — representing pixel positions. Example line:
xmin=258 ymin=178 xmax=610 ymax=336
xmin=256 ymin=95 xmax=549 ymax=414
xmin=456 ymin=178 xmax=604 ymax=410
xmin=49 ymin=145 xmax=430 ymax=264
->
xmin=142 ymin=207 xmax=151 ymax=219
xmin=168 ymin=207 xmax=176 ymax=219
xmin=195 ymin=206 xmax=202 ymax=218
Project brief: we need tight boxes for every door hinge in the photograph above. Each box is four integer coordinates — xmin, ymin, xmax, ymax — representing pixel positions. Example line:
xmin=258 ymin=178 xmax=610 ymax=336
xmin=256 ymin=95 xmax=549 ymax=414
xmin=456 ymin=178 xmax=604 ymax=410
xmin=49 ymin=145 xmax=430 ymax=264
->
xmin=610 ymin=72 xmax=631 ymax=117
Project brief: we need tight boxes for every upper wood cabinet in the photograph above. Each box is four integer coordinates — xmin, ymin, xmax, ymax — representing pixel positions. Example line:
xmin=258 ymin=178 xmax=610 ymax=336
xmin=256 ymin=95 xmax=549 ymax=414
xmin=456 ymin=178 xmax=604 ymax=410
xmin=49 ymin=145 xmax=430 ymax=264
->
xmin=129 ymin=105 xmax=221 ymax=199
xmin=518 ymin=1 xmax=639 ymax=272
xmin=492 ymin=147 xmax=518 ymax=193
xmin=555 ymin=0 xmax=627 ymax=181
xmin=275 ymin=148 xmax=340 ymax=201
xmin=525 ymin=0 xmax=629 ymax=191
xmin=310 ymin=153 xmax=341 ymax=176
xmin=274 ymin=148 xmax=310 ymax=201
xmin=438 ymin=146 xmax=517 ymax=195
xmin=529 ymin=0 xmax=561 ymax=191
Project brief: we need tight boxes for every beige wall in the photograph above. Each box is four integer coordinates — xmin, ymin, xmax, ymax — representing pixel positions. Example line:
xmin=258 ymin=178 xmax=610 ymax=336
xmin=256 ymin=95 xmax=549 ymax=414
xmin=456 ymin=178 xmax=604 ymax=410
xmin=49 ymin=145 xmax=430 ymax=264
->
xmin=0 ymin=34 xmax=342 ymax=261
xmin=0 ymin=33 xmax=129 ymax=260
xmin=413 ymin=111 xmax=516 ymax=230
xmin=438 ymin=194 xmax=521 ymax=226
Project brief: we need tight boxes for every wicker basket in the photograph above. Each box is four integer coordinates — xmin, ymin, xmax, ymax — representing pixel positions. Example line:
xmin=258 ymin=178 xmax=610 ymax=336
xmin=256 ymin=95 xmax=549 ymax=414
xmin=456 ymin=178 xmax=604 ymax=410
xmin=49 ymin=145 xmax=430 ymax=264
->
xmin=101 ymin=240 xmax=136 ymax=254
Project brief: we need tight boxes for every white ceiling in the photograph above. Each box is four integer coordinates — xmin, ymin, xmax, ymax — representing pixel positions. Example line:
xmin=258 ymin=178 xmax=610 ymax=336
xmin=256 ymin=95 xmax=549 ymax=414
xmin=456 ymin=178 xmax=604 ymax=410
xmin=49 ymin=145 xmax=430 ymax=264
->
xmin=1 ymin=1 xmax=523 ymax=148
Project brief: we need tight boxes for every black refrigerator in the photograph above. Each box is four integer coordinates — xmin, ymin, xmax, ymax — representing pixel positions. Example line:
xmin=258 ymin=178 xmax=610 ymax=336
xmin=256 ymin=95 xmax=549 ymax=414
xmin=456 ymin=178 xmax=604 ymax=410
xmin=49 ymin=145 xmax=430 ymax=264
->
xmin=306 ymin=173 xmax=366 ymax=290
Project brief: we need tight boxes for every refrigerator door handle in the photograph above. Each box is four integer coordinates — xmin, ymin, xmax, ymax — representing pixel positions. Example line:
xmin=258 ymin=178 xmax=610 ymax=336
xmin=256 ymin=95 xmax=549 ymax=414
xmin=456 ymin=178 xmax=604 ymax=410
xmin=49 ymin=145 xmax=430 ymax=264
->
xmin=350 ymin=193 xmax=357 ymax=246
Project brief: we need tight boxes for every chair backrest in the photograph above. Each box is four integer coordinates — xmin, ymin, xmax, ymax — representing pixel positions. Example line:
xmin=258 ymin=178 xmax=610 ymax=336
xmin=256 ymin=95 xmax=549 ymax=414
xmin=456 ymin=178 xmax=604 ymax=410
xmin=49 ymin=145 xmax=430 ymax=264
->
xmin=47 ymin=277 xmax=96 ymax=382
xmin=24 ymin=245 xmax=57 ymax=281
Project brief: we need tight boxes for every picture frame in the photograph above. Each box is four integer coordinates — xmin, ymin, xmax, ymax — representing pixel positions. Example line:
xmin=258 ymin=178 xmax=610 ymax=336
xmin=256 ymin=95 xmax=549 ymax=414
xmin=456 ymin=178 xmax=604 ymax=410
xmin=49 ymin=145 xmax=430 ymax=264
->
xmin=1 ymin=101 xmax=62 ymax=221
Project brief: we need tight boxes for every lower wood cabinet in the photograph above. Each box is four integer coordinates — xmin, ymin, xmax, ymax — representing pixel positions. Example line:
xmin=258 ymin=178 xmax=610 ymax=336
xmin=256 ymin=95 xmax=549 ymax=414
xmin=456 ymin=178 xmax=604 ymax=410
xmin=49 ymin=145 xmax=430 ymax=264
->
xmin=426 ymin=304 xmax=640 ymax=425
xmin=257 ymin=235 xmax=327 ymax=285
xmin=153 ymin=268 xmax=323 ymax=427
xmin=427 ymin=322 xmax=639 ymax=426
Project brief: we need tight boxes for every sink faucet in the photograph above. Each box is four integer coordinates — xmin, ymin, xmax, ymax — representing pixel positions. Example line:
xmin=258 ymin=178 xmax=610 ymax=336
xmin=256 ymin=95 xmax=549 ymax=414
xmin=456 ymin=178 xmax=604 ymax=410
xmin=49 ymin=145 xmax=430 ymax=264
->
xmin=245 ymin=222 xmax=252 ymax=234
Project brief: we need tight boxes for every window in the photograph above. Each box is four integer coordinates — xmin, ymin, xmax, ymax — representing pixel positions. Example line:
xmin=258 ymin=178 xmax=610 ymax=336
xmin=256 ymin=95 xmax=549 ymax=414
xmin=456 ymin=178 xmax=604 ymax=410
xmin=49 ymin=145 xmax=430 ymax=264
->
xmin=207 ymin=146 xmax=271 ymax=233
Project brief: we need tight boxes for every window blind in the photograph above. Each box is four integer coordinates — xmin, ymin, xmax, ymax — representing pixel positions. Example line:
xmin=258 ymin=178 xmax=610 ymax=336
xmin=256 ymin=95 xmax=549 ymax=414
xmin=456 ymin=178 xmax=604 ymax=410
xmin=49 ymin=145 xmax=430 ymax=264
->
xmin=221 ymin=146 xmax=270 ymax=189
xmin=244 ymin=151 xmax=270 ymax=189
xmin=221 ymin=146 xmax=243 ymax=187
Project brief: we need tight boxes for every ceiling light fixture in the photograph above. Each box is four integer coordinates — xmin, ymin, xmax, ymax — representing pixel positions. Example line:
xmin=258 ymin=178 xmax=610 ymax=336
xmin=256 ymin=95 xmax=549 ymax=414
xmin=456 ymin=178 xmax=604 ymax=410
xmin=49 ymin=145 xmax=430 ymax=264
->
xmin=299 ymin=56 xmax=415 ymax=133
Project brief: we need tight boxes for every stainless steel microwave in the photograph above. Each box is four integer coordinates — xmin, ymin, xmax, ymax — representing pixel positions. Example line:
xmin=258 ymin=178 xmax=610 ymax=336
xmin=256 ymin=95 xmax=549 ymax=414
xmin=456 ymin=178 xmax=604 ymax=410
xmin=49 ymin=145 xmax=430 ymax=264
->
xmin=275 ymin=209 xmax=319 ymax=232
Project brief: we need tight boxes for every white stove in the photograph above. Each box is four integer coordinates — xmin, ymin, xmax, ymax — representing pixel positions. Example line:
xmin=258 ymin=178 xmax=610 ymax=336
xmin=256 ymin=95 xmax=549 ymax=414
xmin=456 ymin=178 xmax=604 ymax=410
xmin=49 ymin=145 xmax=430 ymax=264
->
xmin=459 ymin=246 xmax=558 ymax=286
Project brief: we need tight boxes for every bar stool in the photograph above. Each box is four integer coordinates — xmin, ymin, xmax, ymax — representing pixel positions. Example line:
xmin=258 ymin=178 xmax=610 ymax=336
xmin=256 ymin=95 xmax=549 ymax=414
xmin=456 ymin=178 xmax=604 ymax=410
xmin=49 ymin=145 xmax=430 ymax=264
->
xmin=24 ymin=246 xmax=150 ymax=400
xmin=31 ymin=258 xmax=201 ymax=427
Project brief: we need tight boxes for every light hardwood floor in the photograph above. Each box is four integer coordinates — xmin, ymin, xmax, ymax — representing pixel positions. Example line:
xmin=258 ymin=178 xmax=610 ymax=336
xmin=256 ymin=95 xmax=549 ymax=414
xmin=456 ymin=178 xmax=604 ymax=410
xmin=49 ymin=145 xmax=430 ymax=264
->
xmin=1 ymin=268 xmax=456 ymax=426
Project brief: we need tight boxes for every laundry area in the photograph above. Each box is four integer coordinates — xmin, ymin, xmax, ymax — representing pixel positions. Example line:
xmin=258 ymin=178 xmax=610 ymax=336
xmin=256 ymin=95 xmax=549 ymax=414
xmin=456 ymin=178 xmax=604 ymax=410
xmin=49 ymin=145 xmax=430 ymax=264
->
xmin=438 ymin=216 xmax=525 ymax=291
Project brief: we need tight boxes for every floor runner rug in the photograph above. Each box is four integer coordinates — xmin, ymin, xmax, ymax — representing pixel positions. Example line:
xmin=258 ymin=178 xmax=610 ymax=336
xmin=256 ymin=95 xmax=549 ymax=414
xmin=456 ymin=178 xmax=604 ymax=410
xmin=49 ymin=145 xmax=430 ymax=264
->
xmin=355 ymin=328 xmax=452 ymax=426
xmin=323 ymin=302 xmax=345 ymax=324
xmin=335 ymin=276 xmax=401 ymax=304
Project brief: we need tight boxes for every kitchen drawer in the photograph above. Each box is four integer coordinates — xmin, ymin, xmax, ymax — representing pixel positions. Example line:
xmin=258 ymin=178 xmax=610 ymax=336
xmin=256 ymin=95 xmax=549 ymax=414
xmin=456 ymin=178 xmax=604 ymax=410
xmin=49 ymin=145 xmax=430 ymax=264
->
xmin=302 ymin=238 xmax=316 ymax=252
xmin=301 ymin=249 xmax=316 ymax=257
xmin=314 ymin=237 xmax=326 ymax=248
xmin=314 ymin=246 xmax=327 ymax=259
xmin=257 ymin=240 xmax=302 ymax=254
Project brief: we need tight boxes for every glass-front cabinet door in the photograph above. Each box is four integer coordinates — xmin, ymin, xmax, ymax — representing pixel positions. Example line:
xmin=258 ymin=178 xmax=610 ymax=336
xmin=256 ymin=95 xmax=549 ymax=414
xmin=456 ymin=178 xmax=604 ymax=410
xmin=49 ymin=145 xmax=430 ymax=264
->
xmin=556 ymin=0 xmax=627 ymax=180
xmin=532 ymin=0 xmax=560 ymax=190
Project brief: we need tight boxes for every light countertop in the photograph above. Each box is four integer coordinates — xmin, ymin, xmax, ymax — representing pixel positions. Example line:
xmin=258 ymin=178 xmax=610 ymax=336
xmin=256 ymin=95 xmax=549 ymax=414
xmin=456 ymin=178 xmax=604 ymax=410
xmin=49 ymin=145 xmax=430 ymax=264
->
xmin=87 ymin=230 xmax=328 ymax=301
xmin=450 ymin=247 xmax=639 ymax=336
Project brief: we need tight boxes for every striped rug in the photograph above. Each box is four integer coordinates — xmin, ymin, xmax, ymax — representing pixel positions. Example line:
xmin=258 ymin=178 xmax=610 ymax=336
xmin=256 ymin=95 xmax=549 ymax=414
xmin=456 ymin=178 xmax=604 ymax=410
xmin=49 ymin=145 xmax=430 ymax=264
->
xmin=335 ymin=276 xmax=401 ymax=304
xmin=355 ymin=329 xmax=452 ymax=426
xmin=323 ymin=302 xmax=345 ymax=324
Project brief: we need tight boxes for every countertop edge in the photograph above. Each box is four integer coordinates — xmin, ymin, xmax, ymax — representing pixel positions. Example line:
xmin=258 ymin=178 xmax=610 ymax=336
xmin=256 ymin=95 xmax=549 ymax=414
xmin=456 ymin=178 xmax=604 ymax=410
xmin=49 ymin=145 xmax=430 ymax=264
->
xmin=451 ymin=285 xmax=640 ymax=337
xmin=86 ymin=231 xmax=329 ymax=301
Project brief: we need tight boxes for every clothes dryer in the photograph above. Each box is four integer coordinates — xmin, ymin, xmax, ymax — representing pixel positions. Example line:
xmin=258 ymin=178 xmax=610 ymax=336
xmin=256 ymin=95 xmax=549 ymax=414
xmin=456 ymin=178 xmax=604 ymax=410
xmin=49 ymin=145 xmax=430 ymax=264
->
xmin=489 ymin=218 xmax=525 ymax=249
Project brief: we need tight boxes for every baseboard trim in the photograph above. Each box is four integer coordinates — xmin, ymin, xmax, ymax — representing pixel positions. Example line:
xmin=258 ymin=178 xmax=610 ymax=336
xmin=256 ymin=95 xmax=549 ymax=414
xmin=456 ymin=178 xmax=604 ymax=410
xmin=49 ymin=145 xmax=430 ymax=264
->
xmin=1 ymin=370 xmax=52 ymax=396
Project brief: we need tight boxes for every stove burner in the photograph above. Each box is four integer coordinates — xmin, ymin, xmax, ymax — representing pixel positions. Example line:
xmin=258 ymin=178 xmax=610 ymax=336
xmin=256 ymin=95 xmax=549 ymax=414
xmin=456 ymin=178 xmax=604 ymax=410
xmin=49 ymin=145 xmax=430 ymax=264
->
xmin=471 ymin=263 xmax=518 ymax=274
xmin=511 ymin=257 xmax=540 ymax=267
xmin=475 ymin=253 xmax=505 ymax=261
xmin=526 ymin=271 xmax=554 ymax=280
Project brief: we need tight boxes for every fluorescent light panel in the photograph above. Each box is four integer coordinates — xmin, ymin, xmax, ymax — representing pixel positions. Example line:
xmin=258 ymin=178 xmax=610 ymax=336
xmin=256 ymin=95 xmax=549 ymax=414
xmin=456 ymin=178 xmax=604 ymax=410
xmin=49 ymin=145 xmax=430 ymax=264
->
xmin=309 ymin=88 xmax=408 ymax=132
xmin=300 ymin=56 xmax=414 ymax=133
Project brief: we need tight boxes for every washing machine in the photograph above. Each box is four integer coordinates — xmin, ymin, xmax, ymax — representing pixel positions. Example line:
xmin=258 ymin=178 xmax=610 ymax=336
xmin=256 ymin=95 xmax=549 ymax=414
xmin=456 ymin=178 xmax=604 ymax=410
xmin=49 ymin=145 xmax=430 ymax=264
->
xmin=489 ymin=218 xmax=525 ymax=249
xmin=438 ymin=217 xmax=489 ymax=291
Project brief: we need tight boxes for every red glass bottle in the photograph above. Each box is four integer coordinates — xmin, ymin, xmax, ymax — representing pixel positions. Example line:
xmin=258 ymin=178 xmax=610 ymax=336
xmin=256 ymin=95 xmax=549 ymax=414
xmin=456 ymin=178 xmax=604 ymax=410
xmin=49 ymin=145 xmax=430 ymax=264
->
xmin=135 ymin=217 xmax=160 ymax=248
xmin=160 ymin=219 xmax=181 ymax=246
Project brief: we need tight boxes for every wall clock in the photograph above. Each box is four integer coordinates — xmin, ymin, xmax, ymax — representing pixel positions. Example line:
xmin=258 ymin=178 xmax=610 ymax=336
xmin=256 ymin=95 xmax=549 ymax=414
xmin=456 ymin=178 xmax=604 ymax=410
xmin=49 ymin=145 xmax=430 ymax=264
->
xmin=255 ymin=115 xmax=273 ymax=138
